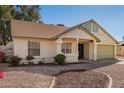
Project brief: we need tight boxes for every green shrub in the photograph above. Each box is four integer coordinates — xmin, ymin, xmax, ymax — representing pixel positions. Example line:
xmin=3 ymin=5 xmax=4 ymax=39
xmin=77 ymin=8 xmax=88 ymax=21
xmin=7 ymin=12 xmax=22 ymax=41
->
xmin=10 ymin=56 xmax=22 ymax=66
xmin=54 ymin=54 xmax=66 ymax=65
xmin=26 ymin=55 xmax=34 ymax=61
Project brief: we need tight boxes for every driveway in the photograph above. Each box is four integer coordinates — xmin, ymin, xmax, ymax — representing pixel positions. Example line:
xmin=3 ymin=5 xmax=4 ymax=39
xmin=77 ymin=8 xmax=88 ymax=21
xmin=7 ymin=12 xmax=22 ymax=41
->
xmin=0 ymin=58 xmax=124 ymax=88
xmin=93 ymin=64 xmax=124 ymax=88
xmin=93 ymin=58 xmax=124 ymax=88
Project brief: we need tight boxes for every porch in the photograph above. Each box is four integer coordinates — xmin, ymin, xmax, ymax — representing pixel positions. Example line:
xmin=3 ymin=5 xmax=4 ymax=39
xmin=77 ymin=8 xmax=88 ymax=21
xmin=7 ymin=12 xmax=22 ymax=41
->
xmin=55 ymin=38 xmax=98 ymax=62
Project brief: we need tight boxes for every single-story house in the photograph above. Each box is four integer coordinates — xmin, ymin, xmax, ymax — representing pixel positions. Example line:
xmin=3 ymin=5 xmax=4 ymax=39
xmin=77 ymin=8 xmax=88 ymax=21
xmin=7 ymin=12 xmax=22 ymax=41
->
xmin=5 ymin=19 xmax=118 ymax=63
xmin=117 ymin=40 xmax=124 ymax=56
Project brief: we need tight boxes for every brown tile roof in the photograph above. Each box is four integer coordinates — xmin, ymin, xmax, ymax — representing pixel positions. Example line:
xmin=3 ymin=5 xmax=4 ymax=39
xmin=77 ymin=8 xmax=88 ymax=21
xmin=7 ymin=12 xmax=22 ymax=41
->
xmin=11 ymin=19 xmax=100 ymax=42
xmin=11 ymin=19 xmax=68 ymax=39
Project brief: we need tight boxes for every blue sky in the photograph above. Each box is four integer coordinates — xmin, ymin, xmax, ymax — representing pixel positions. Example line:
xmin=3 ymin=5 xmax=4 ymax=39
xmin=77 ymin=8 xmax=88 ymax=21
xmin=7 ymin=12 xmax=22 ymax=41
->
xmin=41 ymin=5 xmax=124 ymax=41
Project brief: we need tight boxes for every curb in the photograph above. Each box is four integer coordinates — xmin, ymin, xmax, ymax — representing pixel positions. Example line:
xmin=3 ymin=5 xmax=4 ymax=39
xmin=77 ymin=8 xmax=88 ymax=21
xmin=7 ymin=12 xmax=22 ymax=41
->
xmin=49 ymin=77 xmax=56 ymax=88
xmin=103 ymin=72 xmax=112 ymax=88
xmin=94 ymin=71 xmax=112 ymax=88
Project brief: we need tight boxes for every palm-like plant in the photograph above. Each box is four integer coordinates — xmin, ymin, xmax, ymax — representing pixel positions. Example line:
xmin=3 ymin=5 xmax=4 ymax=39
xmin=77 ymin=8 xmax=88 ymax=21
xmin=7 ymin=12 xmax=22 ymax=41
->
xmin=0 ymin=6 xmax=13 ymax=45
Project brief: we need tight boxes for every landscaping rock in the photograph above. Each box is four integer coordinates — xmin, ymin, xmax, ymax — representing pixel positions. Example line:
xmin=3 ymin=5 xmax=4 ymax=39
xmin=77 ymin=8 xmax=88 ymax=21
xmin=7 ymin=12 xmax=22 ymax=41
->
xmin=54 ymin=71 xmax=109 ymax=88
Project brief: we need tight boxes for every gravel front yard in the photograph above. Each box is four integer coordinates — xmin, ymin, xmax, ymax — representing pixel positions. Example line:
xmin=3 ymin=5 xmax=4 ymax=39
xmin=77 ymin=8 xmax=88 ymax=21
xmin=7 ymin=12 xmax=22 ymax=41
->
xmin=0 ymin=71 xmax=53 ymax=88
xmin=0 ymin=59 xmax=124 ymax=88
xmin=0 ymin=64 xmax=54 ymax=88
xmin=54 ymin=71 xmax=109 ymax=88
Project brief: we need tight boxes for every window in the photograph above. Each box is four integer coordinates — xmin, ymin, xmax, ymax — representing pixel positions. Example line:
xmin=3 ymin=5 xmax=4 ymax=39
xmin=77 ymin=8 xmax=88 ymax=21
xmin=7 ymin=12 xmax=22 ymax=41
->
xmin=61 ymin=43 xmax=72 ymax=54
xmin=28 ymin=41 xmax=40 ymax=56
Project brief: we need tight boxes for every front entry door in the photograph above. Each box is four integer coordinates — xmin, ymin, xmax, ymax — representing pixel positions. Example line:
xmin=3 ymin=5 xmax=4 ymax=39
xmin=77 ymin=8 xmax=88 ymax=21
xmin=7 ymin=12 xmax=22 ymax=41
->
xmin=78 ymin=44 xmax=84 ymax=59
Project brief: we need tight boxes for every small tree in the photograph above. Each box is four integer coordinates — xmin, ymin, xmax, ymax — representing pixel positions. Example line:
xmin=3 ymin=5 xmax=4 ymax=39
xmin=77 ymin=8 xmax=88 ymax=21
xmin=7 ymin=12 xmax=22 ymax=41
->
xmin=10 ymin=56 xmax=22 ymax=66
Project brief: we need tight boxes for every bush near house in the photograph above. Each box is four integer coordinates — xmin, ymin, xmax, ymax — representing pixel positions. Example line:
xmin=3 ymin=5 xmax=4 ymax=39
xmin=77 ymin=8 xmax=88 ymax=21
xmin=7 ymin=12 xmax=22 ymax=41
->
xmin=54 ymin=54 xmax=66 ymax=65
xmin=10 ymin=56 xmax=22 ymax=66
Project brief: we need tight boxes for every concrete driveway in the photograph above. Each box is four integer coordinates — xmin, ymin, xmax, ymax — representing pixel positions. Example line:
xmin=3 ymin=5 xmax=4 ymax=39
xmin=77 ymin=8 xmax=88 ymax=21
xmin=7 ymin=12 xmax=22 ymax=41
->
xmin=93 ymin=63 xmax=124 ymax=88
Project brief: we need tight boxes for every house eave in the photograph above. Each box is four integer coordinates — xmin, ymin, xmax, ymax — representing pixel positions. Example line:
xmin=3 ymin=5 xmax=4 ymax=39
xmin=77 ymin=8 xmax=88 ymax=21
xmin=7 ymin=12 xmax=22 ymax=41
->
xmin=51 ymin=24 xmax=101 ymax=42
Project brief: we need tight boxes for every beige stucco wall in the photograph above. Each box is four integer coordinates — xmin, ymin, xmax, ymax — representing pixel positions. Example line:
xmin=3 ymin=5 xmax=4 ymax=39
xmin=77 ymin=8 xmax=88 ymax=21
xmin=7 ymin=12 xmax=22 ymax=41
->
xmin=59 ymin=27 xmax=117 ymax=61
xmin=89 ymin=42 xmax=94 ymax=60
xmin=59 ymin=28 xmax=96 ymax=62
xmin=13 ymin=37 xmax=56 ymax=63
xmin=12 ymin=26 xmax=117 ymax=63
xmin=65 ymin=54 xmax=78 ymax=62
xmin=117 ymin=45 xmax=124 ymax=56
xmin=62 ymin=38 xmax=78 ymax=62
xmin=61 ymin=39 xmax=92 ymax=62
xmin=62 ymin=38 xmax=77 ymax=54
xmin=60 ymin=28 xmax=96 ymax=41
xmin=91 ymin=28 xmax=116 ymax=45
xmin=90 ymin=27 xmax=117 ymax=60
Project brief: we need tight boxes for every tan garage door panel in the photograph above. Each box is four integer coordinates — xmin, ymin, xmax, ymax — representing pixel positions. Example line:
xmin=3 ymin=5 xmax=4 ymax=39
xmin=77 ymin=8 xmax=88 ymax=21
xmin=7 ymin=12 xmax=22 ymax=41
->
xmin=97 ymin=45 xmax=114 ymax=59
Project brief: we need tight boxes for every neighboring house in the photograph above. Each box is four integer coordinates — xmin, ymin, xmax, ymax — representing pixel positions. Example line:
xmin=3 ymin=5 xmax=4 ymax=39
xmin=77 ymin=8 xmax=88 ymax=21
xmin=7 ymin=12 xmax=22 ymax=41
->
xmin=6 ymin=19 xmax=117 ymax=63
xmin=117 ymin=40 xmax=124 ymax=56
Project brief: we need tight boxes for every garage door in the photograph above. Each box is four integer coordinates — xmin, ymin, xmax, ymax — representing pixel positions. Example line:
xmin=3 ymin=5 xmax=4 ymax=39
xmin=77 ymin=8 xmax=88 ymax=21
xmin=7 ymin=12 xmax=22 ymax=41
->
xmin=97 ymin=45 xmax=114 ymax=59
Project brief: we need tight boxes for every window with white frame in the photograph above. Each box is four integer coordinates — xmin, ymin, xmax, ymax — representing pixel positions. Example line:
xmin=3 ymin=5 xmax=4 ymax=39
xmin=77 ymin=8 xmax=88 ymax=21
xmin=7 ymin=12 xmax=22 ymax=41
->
xmin=28 ymin=41 xmax=40 ymax=56
xmin=61 ymin=43 xmax=72 ymax=54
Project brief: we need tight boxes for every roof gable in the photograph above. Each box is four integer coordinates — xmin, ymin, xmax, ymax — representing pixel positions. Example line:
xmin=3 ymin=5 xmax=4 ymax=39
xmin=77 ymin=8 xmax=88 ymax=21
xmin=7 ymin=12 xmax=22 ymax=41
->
xmin=52 ymin=22 xmax=100 ymax=42
xmin=81 ymin=19 xmax=118 ymax=44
